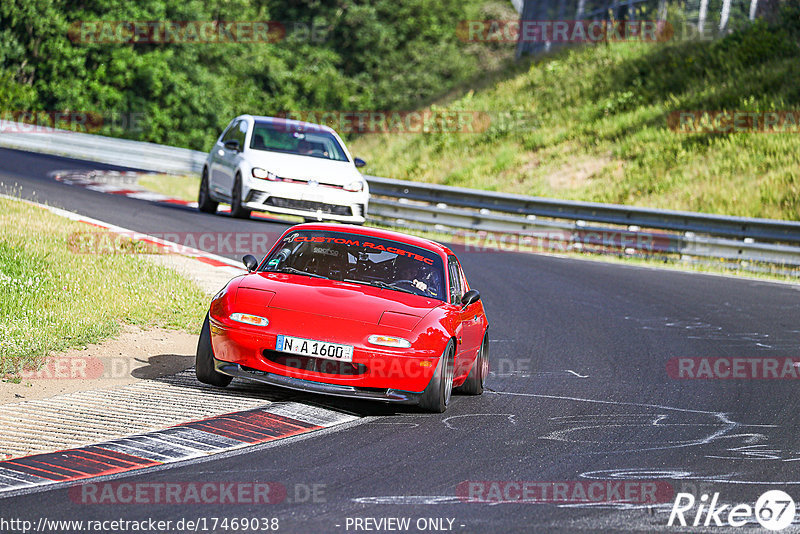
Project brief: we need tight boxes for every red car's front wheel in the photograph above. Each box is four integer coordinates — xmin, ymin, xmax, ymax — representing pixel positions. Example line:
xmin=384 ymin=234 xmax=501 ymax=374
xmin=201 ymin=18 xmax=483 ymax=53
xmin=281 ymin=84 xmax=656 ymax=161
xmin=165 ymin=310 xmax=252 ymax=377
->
xmin=418 ymin=341 xmax=455 ymax=413
xmin=196 ymin=314 xmax=232 ymax=387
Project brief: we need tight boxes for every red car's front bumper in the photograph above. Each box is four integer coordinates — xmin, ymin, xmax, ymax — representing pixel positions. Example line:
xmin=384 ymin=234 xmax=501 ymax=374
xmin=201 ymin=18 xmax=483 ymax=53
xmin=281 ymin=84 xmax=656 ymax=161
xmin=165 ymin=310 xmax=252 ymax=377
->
xmin=208 ymin=315 xmax=443 ymax=403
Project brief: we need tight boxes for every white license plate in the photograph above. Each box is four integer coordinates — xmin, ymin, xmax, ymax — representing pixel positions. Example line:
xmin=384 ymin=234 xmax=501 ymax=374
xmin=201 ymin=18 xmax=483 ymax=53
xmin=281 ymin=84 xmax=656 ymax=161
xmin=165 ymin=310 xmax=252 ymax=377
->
xmin=275 ymin=335 xmax=353 ymax=362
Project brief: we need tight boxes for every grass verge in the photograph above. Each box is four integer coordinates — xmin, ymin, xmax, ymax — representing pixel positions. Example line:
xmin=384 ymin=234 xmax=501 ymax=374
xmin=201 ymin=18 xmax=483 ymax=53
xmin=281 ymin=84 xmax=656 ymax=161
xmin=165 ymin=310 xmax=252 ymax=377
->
xmin=0 ymin=195 xmax=208 ymax=376
xmin=348 ymin=8 xmax=800 ymax=221
xmin=137 ymin=173 xmax=200 ymax=202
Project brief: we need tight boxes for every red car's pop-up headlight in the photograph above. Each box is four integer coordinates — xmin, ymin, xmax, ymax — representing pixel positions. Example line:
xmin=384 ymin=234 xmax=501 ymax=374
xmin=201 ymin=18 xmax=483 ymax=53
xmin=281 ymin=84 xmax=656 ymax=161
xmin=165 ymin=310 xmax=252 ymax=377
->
xmin=227 ymin=287 xmax=276 ymax=325
xmin=236 ymin=286 xmax=276 ymax=307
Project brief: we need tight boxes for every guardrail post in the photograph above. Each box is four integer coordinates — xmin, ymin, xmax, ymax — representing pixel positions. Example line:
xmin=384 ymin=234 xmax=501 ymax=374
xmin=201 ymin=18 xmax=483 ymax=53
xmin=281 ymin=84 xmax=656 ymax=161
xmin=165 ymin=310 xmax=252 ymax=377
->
xmin=748 ymin=0 xmax=758 ymax=20
xmin=698 ymin=0 xmax=709 ymax=36
xmin=719 ymin=0 xmax=732 ymax=31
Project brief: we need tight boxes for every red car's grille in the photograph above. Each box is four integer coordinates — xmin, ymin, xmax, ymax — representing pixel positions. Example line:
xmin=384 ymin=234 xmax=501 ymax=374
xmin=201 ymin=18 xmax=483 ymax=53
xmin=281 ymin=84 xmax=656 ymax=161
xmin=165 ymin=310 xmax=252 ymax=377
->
xmin=261 ymin=350 xmax=367 ymax=376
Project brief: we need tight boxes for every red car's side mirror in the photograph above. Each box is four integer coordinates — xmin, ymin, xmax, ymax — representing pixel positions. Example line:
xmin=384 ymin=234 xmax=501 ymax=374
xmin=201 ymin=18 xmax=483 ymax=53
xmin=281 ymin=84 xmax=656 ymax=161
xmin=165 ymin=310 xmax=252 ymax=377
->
xmin=243 ymin=254 xmax=258 ymax=272
xmin=461 ymin=289 xmax=480 ymax=307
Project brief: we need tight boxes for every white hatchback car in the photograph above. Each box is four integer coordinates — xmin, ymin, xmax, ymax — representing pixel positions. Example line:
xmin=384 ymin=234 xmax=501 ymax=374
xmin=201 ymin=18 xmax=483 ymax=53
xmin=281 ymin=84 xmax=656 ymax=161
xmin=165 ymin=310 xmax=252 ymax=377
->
xmin=199 ymin=115 xmax=369 ymax=223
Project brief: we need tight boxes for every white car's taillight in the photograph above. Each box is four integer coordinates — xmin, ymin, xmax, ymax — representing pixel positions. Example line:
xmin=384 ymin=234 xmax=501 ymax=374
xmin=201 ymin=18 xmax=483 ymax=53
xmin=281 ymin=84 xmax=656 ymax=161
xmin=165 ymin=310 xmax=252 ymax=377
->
xmin=252 ymin=168 xmax=279 ymax=181
xmin=368 ymin=335 xmax=411 ymax=348
xmin=344 ymin=180 xmax=365 ymax=192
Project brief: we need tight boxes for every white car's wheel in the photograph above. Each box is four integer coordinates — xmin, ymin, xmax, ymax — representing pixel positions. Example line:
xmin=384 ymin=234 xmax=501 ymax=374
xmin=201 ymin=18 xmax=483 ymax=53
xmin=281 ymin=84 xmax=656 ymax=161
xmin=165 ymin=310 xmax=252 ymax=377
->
xmin=230 ymin=174 xmax=251 ymax=219
xmin=198 ymin=167 xmax=218 ymax=214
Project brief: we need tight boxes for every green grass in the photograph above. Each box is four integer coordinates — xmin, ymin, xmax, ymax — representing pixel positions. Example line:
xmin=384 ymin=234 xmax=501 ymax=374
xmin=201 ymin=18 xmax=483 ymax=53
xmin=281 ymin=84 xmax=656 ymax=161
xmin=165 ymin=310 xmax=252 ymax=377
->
xmin=137 ymin=173 xmax=200 ymax=202
xmin=0 ymin=196 xmax=208 ymax=376
xmin=349 ymin=10 xmax=800 ymax=221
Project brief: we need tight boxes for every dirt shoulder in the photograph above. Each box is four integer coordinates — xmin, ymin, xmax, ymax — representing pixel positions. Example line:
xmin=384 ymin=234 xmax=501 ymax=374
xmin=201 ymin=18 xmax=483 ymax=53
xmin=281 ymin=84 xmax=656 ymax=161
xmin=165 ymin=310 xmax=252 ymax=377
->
xmin=0 ymin=324 xmax=198 ymax=405
xmin=0 ymin=209 xmax=243 ymax=405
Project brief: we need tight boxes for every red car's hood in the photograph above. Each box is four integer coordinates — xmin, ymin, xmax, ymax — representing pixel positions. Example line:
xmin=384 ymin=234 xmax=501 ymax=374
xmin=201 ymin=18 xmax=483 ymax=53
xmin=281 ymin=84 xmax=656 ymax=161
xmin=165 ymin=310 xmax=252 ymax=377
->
xmin=237 ymin=273 xmax=441 ymax=326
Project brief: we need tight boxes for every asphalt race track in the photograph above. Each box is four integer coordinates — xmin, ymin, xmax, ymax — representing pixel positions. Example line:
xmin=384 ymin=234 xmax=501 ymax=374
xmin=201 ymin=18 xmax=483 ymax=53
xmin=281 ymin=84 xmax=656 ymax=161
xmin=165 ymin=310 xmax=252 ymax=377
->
xmin=1 ymin=147 xmax=799 ymax=532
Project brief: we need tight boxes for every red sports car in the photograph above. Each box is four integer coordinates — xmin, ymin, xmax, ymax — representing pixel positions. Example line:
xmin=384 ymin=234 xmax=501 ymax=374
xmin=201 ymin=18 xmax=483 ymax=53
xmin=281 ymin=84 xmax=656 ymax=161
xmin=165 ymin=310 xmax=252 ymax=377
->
xmin=196 ymin=223 xmax=489 ymax=412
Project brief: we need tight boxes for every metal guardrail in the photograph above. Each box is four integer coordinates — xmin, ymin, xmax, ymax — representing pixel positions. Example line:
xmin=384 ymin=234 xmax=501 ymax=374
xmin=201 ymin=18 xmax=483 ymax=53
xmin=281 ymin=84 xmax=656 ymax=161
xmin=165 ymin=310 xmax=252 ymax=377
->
xmin=0 ymin=122 xmax=206 ymax=174
xmin=365 ymin=175 xmax=800 ymax=245
xmin=1 ymin=121 xmax=799 ymax=269
xmin=365 ymin=178 xmax=800 ymax=268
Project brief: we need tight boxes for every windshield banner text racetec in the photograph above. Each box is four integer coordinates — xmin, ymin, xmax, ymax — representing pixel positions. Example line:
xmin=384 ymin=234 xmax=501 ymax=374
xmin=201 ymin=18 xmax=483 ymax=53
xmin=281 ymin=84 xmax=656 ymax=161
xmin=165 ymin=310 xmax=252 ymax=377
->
xmin=292 ymin=236 xmax=434 ymax=265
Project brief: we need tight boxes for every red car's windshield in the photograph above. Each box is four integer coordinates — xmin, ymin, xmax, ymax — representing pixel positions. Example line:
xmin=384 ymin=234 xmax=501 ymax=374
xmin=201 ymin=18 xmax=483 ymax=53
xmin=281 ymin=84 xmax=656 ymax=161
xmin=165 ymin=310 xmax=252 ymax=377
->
xmin=261 ymin=230 xmax=446 ymax=301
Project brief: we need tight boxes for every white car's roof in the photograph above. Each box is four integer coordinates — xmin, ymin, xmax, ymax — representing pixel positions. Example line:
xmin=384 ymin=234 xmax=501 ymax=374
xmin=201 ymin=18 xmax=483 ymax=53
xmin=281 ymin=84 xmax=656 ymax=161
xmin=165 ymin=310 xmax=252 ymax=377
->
xmin=239 ymin=114 xmax=337 ymax=134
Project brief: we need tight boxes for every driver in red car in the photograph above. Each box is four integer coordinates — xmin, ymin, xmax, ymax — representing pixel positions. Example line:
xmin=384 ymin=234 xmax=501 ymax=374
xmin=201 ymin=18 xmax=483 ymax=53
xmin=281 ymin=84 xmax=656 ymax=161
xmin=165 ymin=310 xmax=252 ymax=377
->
xmin=396 ymin=257 xmax=443 ymax=298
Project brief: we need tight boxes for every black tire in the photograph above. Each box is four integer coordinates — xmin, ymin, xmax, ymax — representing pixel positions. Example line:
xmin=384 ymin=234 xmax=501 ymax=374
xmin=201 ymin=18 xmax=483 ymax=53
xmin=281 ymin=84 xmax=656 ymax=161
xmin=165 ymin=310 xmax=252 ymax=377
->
xmin=197 ymin=167 xmax=218 ymax=214
xmin=457 ymin=332 xmax=488 ymax=395
xmin=230 ymin=174 xmax=251 ymax=219
xmin=418 ymin=341 xmax=455 ymax=413
xmin=196 ymin=314 xmax=232 ymax=387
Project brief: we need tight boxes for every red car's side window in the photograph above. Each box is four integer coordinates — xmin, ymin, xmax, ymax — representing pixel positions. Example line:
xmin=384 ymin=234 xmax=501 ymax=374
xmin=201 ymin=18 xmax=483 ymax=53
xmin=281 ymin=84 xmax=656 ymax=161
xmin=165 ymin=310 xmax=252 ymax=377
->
xmin=459 ymin=263 xmax=469 ymax=293
xmin=447 ymin=256 xmax=464 ymax=304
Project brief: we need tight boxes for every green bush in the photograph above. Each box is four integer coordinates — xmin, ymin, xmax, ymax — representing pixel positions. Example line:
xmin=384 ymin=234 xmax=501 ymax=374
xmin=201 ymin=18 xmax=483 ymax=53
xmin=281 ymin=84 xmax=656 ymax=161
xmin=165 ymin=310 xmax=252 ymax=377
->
xmin=0 ymin=0 xmax=508 ymax=150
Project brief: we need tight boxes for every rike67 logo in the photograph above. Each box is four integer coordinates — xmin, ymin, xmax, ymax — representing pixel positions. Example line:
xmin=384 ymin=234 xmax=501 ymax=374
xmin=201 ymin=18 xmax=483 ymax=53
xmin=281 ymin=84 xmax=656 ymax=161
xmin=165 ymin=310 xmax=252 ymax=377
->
xmin=668 ymin=490 xmax=796 ymax=530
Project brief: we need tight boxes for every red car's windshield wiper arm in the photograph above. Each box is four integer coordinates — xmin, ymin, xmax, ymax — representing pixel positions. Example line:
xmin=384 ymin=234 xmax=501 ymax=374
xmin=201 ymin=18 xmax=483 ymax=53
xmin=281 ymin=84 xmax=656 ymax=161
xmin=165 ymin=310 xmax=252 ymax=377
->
xmin=369 ymin=280 xmax=417 ymax=295
xmin=278 ymin=267 xmax=329 ymax=279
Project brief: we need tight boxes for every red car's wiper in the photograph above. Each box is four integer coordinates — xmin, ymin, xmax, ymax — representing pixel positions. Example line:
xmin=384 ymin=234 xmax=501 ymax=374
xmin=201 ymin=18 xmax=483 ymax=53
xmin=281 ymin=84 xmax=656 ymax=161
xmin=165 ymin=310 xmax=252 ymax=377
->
xmin=369 ymin=280 xmax=418 ymax=295
xmin=278 ymin=267 xmax=328 ymax=279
